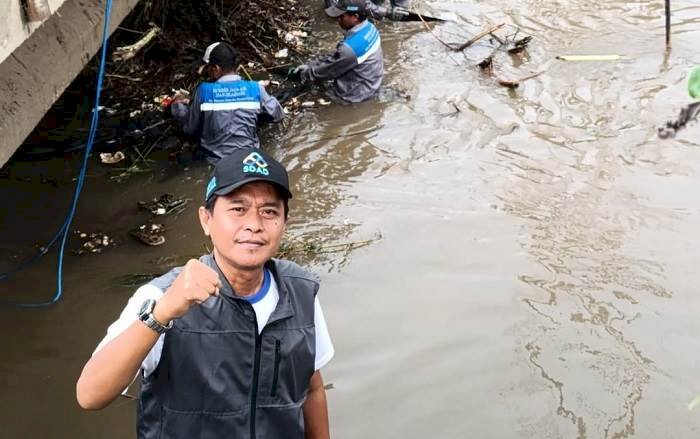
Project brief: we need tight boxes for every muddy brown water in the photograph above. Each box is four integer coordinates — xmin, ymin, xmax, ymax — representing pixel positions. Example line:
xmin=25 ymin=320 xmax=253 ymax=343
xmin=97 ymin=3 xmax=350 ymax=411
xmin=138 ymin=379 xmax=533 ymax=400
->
xmin=2 ymin=1 xmax=700 ymax=437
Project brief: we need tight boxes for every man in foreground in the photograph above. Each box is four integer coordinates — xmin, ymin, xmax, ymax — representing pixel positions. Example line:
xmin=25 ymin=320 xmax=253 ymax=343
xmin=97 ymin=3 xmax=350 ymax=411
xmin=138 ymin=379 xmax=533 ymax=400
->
xmin=77 ymin=149 xmax=334 ymax=439
xmin=295 ymin=0 xmax=384 ymax=103
xmin=171 ymin=42 xmax=284 ymax=162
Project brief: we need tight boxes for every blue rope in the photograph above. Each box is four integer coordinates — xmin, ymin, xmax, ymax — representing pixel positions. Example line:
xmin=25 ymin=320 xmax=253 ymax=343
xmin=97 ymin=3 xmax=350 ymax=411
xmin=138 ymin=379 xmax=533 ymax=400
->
xmin=1 ymin=0 xmax=114 ymax=307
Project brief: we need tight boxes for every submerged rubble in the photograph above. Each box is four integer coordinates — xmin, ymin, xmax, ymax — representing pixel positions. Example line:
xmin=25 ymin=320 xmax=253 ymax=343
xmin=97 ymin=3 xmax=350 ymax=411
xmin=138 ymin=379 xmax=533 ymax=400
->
xmin=130 ymin=223 xmax=167 ymax=247
xmin=73 ymin=230 xmax=115 ymax=255
xmin=137 ymin=193 xmax=189 ymax=216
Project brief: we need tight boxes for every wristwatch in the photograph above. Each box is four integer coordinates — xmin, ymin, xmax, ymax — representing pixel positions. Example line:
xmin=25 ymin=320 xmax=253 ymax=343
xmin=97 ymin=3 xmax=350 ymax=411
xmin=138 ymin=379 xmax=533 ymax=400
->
xmin=138 ymin=298 xmax=173 ymax=334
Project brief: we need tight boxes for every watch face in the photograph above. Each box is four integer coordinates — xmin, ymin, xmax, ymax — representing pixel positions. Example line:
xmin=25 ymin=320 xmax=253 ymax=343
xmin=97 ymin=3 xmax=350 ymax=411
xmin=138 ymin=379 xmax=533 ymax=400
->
xmin=138 ymin=298 xmax=155 ymax=320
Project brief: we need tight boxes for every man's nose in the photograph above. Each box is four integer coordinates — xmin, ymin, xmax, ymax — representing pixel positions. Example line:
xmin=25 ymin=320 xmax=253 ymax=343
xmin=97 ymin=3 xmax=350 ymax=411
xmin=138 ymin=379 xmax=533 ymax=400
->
xmin=244 ymin=211 xmax=264 ymax=232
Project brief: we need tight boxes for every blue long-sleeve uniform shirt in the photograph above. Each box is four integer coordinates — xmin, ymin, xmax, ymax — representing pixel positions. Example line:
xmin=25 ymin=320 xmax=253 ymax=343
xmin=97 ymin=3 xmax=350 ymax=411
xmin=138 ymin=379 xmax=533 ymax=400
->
xmin=301 ymin=20 xmax=384 ymax=103
xmin=171 ymin=74 xmax=284 ymax=162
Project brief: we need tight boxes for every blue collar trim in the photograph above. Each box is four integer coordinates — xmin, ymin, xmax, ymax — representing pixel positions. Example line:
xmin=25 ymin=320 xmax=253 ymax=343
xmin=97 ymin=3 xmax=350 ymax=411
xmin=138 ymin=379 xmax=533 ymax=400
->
xmin=241 ymin=269 xmax=271 ymax=304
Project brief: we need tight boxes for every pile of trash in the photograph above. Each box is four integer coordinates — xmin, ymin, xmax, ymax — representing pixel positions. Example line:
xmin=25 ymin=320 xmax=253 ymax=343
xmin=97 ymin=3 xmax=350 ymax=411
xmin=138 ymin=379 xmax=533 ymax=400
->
xmin=22 ymin=0 xmax=316 ymax=166
xmin=102 ymin=0 xmax=315 ymax=110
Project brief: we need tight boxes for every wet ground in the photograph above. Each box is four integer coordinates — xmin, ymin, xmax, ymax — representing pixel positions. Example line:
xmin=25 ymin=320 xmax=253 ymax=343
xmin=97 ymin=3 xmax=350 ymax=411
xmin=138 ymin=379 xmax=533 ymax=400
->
xmin=2 ymin=0 xmax=700 ymax=437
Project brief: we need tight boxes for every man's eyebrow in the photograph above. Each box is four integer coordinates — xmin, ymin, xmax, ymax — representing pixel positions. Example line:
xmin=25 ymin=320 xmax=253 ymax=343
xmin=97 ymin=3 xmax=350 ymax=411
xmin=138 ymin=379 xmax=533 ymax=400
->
xmin=223 ymin=198 xmax=281 ymax=207
xmin=259 ymin=201 xmax=283 ymax=208
xmin=224 ymin=198 xmax=248 ymax=204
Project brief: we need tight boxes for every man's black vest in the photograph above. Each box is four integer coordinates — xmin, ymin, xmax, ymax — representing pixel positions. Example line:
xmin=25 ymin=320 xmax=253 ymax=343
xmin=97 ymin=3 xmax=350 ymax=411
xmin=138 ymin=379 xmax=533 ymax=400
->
xmin=137 ymin=255 xmax=318 ymax=439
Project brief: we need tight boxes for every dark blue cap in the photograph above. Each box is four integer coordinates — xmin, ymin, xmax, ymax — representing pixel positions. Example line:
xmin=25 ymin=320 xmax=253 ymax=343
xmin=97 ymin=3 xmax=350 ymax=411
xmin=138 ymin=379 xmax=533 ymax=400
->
xmin=205 ymin=149 xmax=292 ymax=203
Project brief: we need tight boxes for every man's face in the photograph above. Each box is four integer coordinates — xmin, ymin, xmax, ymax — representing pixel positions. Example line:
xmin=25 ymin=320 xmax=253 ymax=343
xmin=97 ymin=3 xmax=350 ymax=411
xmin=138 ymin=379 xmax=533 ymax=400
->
xmin=337 ymin=12 xmax=359 ymax=30
xmin=199 ymin=181 xmax=286 ymax=272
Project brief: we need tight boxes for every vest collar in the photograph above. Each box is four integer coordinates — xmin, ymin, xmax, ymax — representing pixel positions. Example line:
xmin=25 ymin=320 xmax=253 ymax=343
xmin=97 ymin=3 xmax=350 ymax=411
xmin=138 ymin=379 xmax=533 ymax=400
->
xmin=265 ymin=258 xmax=295 ymax=325
xmin=201 ymin=254 xmax=295 ymax=325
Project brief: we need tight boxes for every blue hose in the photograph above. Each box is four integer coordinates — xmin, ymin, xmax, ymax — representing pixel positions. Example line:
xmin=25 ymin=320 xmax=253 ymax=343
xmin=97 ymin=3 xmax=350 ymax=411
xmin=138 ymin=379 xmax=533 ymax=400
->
xmin=1 ymin=0 xmax=114 ymax=307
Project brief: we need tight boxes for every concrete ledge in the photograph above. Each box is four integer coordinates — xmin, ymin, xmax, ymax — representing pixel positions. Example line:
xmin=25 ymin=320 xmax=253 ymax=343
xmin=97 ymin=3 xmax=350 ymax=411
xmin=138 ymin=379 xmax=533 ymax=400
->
xmin=0 ymin=0 xmax=141 ymax=167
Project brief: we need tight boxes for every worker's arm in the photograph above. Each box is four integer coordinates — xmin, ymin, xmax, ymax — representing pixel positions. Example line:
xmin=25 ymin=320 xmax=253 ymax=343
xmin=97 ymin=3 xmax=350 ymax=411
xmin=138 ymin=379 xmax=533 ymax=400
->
xmin=76 ymin=320 xmax=161 ymax=410
xmin=364 ymin=0 xmax=388 ymax=19
xmin=365 ymin=0 xmax=409 ymax=20
xmin=258 ymin=84 xmax=285 ymax=124
xmin=302 ymin=44 xmax=358 ymax=82
xmin=171 ymin=86 xmax=203 ymax=135
xmin=76 ymin=259 xmax=221 ymax=410
xmin=303 ymin=370 xmax=330 ymax=439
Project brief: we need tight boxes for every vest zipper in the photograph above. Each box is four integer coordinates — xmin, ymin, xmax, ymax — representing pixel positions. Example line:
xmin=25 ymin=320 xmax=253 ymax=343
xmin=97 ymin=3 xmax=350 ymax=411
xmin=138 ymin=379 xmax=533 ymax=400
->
xmin=270 ymin=339 xmax=281 ymax=397
xmin=250 ymin=315 xmax=262 ymax=439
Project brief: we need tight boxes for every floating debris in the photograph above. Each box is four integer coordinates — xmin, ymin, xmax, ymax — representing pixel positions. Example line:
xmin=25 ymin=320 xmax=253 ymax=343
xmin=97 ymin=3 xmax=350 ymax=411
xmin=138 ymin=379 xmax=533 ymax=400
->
xmin=112 ymin=273 xmax=163 ymax=288
xmin=73 ymin=230 xmax=115 ymax=255
xmin=506 ymin=36 xmax=533 ymax=54
xmin=689 ymin=394 xmax=700 ymax=411
xmin=276 ymin=234 xmax=379 ymax=260
xmin=556 ymin=54 xmax=623 ymax=61
xmin=137 ymin=193 xmax=189 ymax=216
xmin=130 ymin=223 xmax=166 ymax=246
xmin=274 ymin=48 xmax=289 ymax=59
xmin=99 ymin=151 xmax=126 ymax=165
xmin=113 ymin=25 xmax=161 ymax=62
xmin=658 ymin=101 xmax=700 ymax=139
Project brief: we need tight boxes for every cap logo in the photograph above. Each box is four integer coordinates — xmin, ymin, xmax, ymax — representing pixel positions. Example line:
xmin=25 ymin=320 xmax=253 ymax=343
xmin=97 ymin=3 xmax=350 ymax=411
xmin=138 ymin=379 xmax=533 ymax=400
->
xmin=346 ymin=5 xmax=359 ymax=11
xmin=242 ymin=151 xmax=270 ymax=176
xmin=205 ymin=176 xmax=217 ymax=199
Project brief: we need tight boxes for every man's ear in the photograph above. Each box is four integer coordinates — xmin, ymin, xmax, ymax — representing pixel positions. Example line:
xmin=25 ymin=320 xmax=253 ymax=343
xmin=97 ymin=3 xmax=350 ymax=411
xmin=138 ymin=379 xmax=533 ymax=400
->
xmin=199 ymin=206 xmax=212 ymax=237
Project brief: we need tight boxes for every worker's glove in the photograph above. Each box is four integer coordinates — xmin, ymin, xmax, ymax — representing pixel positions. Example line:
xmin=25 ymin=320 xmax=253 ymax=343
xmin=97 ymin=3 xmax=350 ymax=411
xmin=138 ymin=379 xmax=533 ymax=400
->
xmin=387 ymin=6 xmax=410 ymax=21
xmin=292 ymin=64 xmax=310 ymax=76
xmin=291 ymin=64 xmax=310 ymax=82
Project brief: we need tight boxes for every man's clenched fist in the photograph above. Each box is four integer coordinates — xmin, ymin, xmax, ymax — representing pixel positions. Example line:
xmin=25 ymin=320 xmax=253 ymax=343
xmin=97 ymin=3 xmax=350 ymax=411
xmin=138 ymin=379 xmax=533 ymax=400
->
xmin=153 ymin=260 xmax=221 ymax=324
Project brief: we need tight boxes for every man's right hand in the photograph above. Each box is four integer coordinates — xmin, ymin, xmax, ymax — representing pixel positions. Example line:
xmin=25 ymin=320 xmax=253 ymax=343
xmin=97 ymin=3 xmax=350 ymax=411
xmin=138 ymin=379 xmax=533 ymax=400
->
xmin=153 ymin=259 xmax=221 ymax=324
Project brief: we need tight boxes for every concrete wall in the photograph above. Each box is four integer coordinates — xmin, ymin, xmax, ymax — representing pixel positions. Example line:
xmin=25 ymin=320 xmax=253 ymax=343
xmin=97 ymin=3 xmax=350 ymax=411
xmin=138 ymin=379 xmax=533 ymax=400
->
xmin=0 ymin=0 xmax=141 ymax=166
xmin=1 ymin=0 xmax=68 ymax=64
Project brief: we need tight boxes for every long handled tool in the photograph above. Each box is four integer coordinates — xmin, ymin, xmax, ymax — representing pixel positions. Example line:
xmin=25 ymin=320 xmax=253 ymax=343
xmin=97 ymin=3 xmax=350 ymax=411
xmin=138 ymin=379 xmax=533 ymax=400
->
xmin=665 ymin=0 xmax=671 ymax=48
xmin=404 ymin=11 xmax=447 ymax=22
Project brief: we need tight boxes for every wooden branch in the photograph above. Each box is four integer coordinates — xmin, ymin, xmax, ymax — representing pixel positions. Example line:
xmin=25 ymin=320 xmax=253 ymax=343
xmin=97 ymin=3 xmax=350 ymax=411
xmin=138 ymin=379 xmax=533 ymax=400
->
xmin=113 ymin=25 xmax=161 ymax=62
xmin=489 ymin=32 xmax=505 ymax=45
xmin=452 ymin=23 xmax=505 ymax=51
xmin=495 ymin=70 xmax=545 ymax=88
xmin=417 ymin=12 xmax=454 ymax=50
xmin=104 ymin=74 xmax=143 ymax=82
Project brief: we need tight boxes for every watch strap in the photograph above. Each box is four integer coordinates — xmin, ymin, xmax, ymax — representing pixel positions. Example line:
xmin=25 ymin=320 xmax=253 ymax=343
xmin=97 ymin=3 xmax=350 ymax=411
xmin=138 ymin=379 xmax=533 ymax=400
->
xmin=139 ymin=299 xmax=173 ymax=334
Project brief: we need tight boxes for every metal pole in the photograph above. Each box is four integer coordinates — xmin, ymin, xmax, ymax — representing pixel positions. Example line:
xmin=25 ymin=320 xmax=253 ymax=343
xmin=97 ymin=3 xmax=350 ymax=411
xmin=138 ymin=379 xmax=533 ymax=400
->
xmin=665 ymin=0 xmax=671 ymax=48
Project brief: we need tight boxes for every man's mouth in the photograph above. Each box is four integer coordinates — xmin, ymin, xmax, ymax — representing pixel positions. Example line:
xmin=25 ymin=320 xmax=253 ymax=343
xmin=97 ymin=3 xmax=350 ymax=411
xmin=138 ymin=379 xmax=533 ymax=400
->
xmin=236 ymin=239 xmax=266 ymax=248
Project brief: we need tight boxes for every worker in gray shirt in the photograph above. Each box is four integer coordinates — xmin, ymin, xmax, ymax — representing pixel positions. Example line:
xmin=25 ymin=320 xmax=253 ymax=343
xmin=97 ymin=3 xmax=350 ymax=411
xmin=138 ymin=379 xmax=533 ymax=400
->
xmin=295 ymin=0 xmax=384 ymax=104
xmin=364 ymin=0 xmax=410 ymax=20
xmin=324 ymin=0 xmax=410 ymax=20
xmin=171 ymin=42 xmax=284 ymax=163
